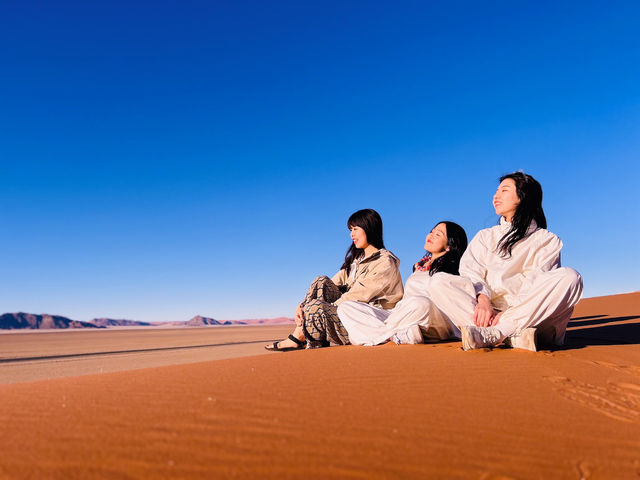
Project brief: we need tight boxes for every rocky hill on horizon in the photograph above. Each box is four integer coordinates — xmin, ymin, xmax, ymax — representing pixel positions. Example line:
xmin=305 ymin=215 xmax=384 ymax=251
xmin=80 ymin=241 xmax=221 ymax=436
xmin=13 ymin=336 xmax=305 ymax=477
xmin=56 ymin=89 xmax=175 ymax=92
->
xmin=91 ymin=318 xmax=153 ymax=328
xmin=222 ymin=317 xmax=295 ymax=325
xmin=0 ymin=312 xmax=294 ymax=330
xmin=0 ymin=313 xmax=102 ymax=330
xmin=183 ymin=315 xmax=229 ymax=326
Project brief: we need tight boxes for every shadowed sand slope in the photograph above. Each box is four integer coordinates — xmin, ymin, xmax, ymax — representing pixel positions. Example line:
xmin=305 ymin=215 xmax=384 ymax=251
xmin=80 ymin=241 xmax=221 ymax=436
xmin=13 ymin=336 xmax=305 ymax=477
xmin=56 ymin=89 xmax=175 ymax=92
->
xmin=0 ymin=293 xmax=639 ymax=479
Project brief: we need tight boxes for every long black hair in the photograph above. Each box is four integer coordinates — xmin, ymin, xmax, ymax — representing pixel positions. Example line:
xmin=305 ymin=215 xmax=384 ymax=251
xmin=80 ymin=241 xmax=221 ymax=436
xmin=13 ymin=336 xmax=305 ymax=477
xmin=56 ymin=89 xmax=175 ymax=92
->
xmin=496 ymin=172 xmax=547 ymax=257
xmin=428 ymin=221 xmax=468 ymax=276
xmin=340 ymin=208 xmax=385 ymax=275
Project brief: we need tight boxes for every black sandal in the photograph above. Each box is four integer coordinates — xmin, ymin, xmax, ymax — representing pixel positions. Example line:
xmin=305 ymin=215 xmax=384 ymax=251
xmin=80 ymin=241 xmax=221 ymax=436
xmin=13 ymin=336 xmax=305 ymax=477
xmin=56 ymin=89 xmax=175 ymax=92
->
xmin=265 ymin=334 xmax=306 ymax=352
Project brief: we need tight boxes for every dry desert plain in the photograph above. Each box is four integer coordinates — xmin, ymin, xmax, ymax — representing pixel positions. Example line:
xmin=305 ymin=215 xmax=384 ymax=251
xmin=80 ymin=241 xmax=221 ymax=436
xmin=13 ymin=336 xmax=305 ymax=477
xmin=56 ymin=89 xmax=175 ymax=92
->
xmin=0 ymin=292 xmax=639 ymax=479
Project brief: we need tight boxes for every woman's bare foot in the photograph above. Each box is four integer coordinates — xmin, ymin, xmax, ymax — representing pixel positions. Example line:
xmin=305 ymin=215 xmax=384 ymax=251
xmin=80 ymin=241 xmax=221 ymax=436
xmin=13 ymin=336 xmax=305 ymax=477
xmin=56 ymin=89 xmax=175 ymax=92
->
xmin=265 ymin=326 xmax=306 ymax=351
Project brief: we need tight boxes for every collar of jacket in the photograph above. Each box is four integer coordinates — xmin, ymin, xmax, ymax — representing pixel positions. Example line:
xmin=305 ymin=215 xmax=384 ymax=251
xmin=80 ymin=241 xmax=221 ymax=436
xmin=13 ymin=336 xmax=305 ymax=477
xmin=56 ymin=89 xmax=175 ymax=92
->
xmin=359 ymin=248 xmax=399 ymax=265
xmin=499 ymin=217 xmax=539 ymax=235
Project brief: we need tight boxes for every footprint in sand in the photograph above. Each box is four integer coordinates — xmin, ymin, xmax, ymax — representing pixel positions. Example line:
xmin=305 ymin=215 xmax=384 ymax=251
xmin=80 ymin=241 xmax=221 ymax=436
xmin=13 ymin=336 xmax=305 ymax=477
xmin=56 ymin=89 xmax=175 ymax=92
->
xmin=545 ymin=376 xmax=640 ymax=424
xmin=589 ymin=360 xmax=640 ymax=376
xmin=575 ymin=460 xmax=593 ymax=480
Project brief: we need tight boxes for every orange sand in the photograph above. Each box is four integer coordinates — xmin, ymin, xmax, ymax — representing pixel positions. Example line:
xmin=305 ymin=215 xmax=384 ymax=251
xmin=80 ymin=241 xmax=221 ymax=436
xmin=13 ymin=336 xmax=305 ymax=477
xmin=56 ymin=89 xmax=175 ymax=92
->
xmin=0 ymin=293 xmax=638 ymax=479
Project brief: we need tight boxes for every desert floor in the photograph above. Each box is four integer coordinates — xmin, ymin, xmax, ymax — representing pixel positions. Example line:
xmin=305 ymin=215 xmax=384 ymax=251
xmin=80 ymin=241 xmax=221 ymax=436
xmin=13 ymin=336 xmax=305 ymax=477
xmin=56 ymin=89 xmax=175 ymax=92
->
xmin=0 ymin=292 xmax=638 ymax=479
xmin=0 ymin=324 xmax=294 ymax=384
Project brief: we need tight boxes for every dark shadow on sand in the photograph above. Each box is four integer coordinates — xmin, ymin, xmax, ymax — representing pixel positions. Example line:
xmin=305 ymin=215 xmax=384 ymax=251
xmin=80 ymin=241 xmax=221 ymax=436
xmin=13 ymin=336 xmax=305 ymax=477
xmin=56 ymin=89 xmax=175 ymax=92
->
xmin=567 ymin=315 xmax=639 ymax=328
xmin=559 ymin=315 xmax=640 ymax=350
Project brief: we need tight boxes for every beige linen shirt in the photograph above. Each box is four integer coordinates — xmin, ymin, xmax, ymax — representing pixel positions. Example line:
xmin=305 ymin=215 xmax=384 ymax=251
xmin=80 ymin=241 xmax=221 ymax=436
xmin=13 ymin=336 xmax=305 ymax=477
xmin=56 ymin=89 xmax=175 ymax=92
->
xmin=331 ymin=248 xmax=404 ymax=310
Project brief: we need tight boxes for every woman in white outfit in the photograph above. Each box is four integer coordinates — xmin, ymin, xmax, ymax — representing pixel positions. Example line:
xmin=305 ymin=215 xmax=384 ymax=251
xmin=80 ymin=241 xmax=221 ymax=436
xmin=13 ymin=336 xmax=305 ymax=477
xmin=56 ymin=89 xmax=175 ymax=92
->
xmin=454 ymin=171 xmax=584 ymax=350
xmin=417 ymin=172 xmax=582 ymax=351
xmin=337 ymin=221 xmax=468 ymax=346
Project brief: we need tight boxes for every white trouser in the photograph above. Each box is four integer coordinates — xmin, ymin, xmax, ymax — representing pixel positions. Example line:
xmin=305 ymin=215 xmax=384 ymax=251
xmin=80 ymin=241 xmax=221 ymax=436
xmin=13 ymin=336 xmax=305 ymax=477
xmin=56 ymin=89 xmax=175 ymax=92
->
xmin=338 ymin=268 xmax=583 ymax=346
xmin=493 ymin=267 xmax=583 ymax=344
xmin=427 ymin=267 xmax=584 ymax=345
xmin=336 ymin=272 xmax=462 ymax=345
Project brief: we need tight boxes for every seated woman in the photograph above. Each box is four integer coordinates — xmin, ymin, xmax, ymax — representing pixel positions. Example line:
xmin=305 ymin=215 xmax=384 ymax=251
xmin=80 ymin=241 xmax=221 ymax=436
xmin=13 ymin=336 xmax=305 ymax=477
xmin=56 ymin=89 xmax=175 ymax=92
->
xmin=265 ymin=208 xmax=403 ymax=351
xmin=425 ymin=172 xmax=583 ymax=351
xmin=337 ymin=221 xmax=468 ymax=346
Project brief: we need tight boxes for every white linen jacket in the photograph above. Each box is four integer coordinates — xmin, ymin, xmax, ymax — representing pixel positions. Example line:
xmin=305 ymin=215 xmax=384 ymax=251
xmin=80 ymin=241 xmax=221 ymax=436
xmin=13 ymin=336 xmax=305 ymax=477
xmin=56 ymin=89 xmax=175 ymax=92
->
xmin=459 ymin=218 xmax=562 ymax=310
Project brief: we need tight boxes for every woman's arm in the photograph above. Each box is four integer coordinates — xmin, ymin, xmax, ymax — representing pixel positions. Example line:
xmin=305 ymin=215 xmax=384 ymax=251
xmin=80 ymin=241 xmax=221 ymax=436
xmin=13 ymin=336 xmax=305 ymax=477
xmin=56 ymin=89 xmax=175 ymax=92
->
xmin=331 ymin=269 xmax=348 ymax=287
xmin=459 ymin=232 xmax=497 ymax=327
xmin=516 ymin=232 xmax=563 ymax=296
xmin=530 ymin=233 xmax=563 ymax=272
xmin=459 ymin=232 xmax=491 ymax=299
xmin=474 ymin=294 xmax=496 ymax=327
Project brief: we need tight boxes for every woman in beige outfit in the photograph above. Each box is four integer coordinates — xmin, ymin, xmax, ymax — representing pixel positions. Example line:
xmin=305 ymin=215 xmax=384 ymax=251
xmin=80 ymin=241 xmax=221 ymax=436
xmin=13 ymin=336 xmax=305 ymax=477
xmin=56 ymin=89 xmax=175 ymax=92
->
xmin=266 ymin=208 xmax=403 ymax=351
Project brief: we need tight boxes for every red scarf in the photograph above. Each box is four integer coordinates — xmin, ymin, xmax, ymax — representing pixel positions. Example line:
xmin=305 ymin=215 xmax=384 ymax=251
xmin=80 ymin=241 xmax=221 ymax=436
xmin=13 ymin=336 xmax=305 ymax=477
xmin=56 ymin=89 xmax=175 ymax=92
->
xmin=415 ymin=252 xmax=432 ymax=272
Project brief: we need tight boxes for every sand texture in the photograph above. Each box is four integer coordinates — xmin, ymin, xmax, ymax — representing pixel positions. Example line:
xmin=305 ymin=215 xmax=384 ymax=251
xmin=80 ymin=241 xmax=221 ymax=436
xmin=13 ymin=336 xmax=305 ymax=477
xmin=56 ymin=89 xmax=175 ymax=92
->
xmin=0 ymin=292 xmax=638 ymax=479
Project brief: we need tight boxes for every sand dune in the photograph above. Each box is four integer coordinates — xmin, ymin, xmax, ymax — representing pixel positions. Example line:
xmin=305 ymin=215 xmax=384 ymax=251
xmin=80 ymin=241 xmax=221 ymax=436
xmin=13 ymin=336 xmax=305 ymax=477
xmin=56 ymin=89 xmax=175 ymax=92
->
xmin=0 ymin=293 xmax=638 ymax=479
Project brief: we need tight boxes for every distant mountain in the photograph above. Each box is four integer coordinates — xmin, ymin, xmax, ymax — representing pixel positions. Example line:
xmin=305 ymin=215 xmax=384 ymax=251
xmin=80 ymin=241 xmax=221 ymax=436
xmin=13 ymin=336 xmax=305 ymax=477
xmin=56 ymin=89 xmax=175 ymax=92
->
xmin=0 ymin=313 xmax=102 ymax=330
xmin=184 ymin=315 xmax=230 ymax=326
xmin=91 ymin=318 xmax=152 ymax=327
xmin=182 ymin=316 xmax=294 ymax=326
xmin=222 ymin=317 xmax=295 ymax=326
xmin=0 ymin=312 xmax=295 ymax=330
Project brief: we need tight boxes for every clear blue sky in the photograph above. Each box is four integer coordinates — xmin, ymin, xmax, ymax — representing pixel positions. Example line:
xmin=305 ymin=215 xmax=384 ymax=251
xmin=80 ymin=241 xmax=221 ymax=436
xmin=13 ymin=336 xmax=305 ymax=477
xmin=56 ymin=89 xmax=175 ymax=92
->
xmin=1 ymin=1 xmax=638 ymax=321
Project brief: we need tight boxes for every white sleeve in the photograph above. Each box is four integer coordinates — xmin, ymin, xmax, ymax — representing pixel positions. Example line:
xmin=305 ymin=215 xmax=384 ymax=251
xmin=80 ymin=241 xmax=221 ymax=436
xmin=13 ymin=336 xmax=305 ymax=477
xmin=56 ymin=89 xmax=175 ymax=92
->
xmin=459 ymin=232 xmax=491 ymax=299
xmin=530 ymin=233 xmax=563 ymax=273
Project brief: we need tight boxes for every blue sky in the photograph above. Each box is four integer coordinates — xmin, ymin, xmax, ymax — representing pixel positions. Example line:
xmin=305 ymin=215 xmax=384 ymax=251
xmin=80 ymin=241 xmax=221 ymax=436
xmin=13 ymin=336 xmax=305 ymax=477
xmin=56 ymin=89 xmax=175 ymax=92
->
xmin=1 ymin=1 xmax=638 ymax=321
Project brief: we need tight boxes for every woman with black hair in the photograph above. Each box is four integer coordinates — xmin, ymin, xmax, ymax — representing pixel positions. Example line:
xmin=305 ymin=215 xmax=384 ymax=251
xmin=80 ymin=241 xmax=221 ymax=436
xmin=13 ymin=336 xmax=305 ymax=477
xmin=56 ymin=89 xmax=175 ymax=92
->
xmin=337 ymin=221 xmax=469 ymax=345
xmin=265 ymin=208 xmax=403 ymax=351
xmin=431 ymin=171 xmax=583 ymax=351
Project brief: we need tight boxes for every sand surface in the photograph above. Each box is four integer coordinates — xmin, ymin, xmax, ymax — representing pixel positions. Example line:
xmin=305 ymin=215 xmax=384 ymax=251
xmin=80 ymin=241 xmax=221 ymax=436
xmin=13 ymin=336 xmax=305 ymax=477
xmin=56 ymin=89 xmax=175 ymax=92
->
xmin=0 ymin=325 xmax=294 ymax=384
xmin=0 ymin=292 xmax=638 ymax=479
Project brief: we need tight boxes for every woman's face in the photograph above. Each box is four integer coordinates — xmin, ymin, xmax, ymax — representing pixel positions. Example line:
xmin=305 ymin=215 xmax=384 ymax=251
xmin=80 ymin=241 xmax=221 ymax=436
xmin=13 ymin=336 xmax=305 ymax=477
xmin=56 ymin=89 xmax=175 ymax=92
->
xmin=350 ymin=225 xmax=370 ymax=250
xmin=493 ymin=178 xmax=520 ymax=221
xmin=424 ymin=223 xmax=448 ymax=254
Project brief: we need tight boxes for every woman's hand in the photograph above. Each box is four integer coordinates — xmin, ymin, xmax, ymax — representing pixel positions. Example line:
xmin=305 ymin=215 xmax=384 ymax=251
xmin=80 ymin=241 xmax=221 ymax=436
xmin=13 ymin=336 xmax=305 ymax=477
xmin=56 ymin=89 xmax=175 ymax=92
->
xmin=295 ymin=305 xmax=304 ymax=327
xmin=473 ymin=294 xmax=495 ymax=327
xmin=490 ymin=311 xmax=503 ymax=326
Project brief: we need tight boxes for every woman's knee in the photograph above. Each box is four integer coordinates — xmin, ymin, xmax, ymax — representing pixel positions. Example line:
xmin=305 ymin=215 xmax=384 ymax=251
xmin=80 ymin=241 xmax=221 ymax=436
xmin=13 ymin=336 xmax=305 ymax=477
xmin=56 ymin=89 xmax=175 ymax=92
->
xmin=429 ymin=272 xmax=475 ymax=299
xmin=401 ymin=295 xmax=432 ymax=311
xmin=555 ymin=267 xmax=583 ymax=292
xmin=312 ymin=275 xmax=331 ymax=284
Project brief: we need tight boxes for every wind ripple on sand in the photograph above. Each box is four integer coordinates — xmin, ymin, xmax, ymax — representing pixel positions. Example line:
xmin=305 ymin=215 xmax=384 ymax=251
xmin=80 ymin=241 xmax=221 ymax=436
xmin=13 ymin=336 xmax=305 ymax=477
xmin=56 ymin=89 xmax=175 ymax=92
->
xmin=545 ymin=375 xmax=640 ymax=424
